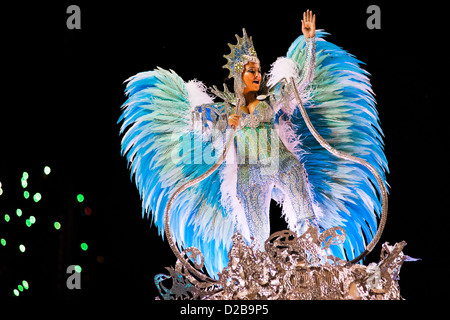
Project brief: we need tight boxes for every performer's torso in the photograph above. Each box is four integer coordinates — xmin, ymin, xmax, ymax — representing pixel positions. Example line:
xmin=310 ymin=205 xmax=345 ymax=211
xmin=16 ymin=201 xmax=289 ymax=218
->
xmin=235 ymin=101 xmax=288 ymax=165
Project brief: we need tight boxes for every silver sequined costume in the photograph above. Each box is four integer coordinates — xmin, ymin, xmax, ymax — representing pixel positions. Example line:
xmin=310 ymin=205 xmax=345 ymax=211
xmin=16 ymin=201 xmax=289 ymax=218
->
xmin=233 ymin=38 xmax=317 ymax=249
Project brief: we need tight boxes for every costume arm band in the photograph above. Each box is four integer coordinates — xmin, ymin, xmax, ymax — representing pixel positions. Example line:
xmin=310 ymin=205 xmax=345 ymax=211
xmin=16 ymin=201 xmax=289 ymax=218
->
xmin=297 ymin=37 xmax=316 ymax=91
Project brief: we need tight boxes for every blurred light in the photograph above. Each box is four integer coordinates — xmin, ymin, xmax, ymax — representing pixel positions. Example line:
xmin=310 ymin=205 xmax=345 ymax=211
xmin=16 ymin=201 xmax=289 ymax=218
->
xmin=33 ymin=193 xmax=42 ymax=203
xmin=19 ymin=244 xmax=26 ymax=253
xmin=0 ymin=187 xmax=3 ymax=196
xmin=21 ymin=177 xmax=28 ymax=188
xmin=18 ymin=284 xmax=24 ymax=292
xmin=22 ymin=280 xmax=29 ymax=290
xmin=16 ymin=209 xmax=22 ymax=217
xmin=54 ymin=221 xmax=61 ymax=230
xmin=77 ymin=194 xmax=85 ymax=203
xmin=44 ymin=166 xmax=51 ymax=175
xmin=22 ymin=172 xmax=29 ymax=179
xmin=81 ymin=242 xmax=88 ymax=251
xmin=1 ymin=238 xmax=6 ymax=246
xmin=84 ymin=207 xmax=92 ymax=216
xmin=74 ymin=265 xmax=82 ymax=273
xmin=13 ymin=289 xmax=19 ymax=297
xmin=4 ymin=214 xmax=10 ymax=222
xmin=30 ymin=216 xmax=36 ymax=224
xmin=24 ymin=191 xmax=30 ymax=199
xmin=25 ymin=219 xmax=32 ymax=227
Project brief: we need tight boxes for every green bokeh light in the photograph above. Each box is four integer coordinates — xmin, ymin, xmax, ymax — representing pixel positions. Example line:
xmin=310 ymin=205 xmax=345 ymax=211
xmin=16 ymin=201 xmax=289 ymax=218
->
xmin=81 ymin=242 xmax=88 ymax=251
xmin=44 ymin=166 xmax=51 ymax=175
xmin=33 ymin=193 xmax=42 ymax=203
xmin=54 ymin=221 xmax=61 ymax=230
xmin=21 ymin=177 xmax=28 ymax=188
xmin=77 ymin=194 xmax=85 ymax=203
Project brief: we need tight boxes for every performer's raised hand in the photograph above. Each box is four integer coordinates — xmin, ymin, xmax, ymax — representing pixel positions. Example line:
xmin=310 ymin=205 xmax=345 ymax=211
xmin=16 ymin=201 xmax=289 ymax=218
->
xmin=302 ymin=9 xmax=316 ymax=38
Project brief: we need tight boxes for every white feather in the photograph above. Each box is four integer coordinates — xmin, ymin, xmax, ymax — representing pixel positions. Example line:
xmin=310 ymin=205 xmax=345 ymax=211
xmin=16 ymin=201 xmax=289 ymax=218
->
xmin=267 ymin=57 xmax=301 ymax=87
xmin=185 ymin=79 xmax=214 ymax=110
xmin=219 ymin=131 xmax=251 ymax=242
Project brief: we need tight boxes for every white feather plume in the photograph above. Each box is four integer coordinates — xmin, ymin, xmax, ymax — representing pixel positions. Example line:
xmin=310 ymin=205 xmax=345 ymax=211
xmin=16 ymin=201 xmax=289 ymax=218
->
xmin=267 ymin=57 xmax=301 ymax=87
xmin=185 ymin=79 xmax=214 ymax=110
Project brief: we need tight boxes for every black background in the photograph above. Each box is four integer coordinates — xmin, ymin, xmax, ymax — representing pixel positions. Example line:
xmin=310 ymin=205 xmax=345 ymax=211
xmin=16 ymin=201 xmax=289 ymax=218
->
xmin=0 ymin=0 xmax=447 ymax=312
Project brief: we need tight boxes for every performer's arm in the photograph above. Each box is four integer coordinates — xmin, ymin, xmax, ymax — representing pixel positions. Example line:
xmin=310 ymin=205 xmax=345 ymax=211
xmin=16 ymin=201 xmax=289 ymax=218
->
xmin=298 ymin=9 xmax=316 ymax=91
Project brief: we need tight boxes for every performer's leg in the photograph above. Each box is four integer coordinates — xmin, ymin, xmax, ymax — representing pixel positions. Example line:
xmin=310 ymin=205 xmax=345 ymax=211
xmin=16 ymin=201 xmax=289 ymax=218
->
xmin=236 ymin=165 xmax=272 ymax=250
xmin=275 ymin=152 xmax=318 ymax=235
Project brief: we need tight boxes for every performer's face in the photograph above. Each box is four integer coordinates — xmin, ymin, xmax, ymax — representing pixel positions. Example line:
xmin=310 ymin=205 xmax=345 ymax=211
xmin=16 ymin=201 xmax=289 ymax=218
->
xmin=242 ymin=62 xmax=261 ymax=93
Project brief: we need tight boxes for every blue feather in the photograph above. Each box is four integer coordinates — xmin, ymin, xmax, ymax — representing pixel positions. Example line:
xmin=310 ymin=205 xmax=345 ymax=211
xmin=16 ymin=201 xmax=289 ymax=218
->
xmin=287 ymin=31 xmax=388 ymax=261
xmin=119 ymin=68 xmax=234 ymax=278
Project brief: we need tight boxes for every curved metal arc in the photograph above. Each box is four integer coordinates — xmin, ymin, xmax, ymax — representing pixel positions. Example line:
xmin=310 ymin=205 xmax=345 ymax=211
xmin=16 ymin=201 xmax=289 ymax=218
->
xmin=289 ymin=77 xmax=388 ymax=264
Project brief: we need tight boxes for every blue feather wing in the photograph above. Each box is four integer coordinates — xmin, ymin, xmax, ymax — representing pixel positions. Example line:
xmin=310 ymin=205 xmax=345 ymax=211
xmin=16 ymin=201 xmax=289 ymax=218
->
xmin=287 ymin=31 xmax=388 ymax=260
xmin=119 ymin=68 xmax=234 ymax=277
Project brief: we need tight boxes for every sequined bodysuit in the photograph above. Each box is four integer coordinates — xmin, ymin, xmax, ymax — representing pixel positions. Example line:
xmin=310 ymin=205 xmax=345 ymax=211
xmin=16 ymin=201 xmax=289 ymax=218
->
xmin=234 ymin=99 xmax=316 ymax=249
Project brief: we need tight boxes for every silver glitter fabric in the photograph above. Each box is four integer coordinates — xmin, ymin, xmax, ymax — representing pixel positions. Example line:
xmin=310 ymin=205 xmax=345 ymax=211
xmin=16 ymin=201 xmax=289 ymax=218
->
xmin=236 ymin=145 xmax=315 ymax=249
xmin=298 ymin=37 xmax=316 ymax=92
xmin=155 ymin=227 xmax=415 ymax=300
xmin=237 ymin=101 xmax=273 ymax=130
